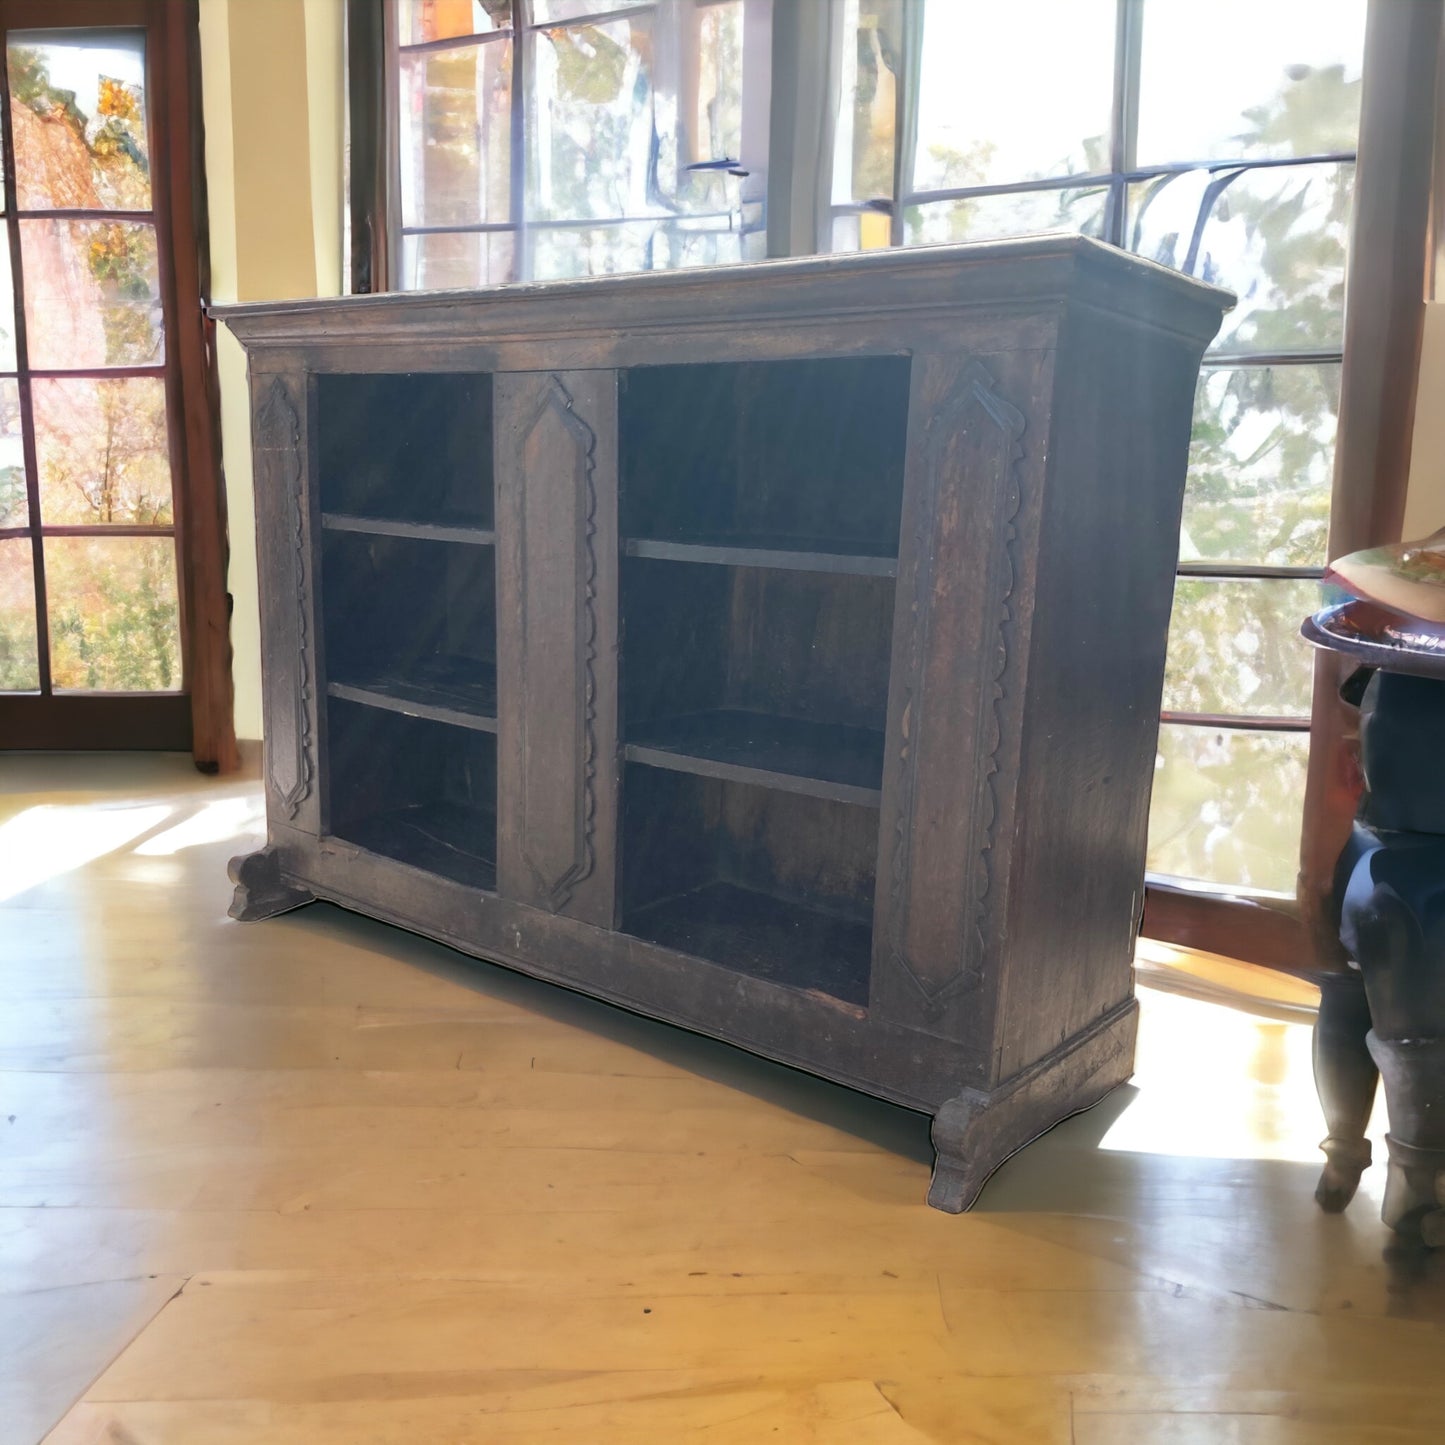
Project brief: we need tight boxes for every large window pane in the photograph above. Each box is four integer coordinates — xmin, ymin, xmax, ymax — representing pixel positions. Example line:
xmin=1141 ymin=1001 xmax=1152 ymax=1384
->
xmin=34 ymin=376 xmax=172 ymax=527
xmin=913 ymin=0 xmax=1113 ymax=193
xmin=44 ymin=534 xmax=179 ymax=692
xmin=1137 ymin=0 xmax=1365 ymax=166
xmin=0 ymin=379 xmax=24 ymax=529
xmin=1182 ymin=363 xmax=1339 ymax=567
xmin=1163 ymin=578 xmax=1318 ymax=719
xmin=8 ymin=29 xmax=150 ymax=211
xmin=400 ymin=39 xmax=512 ymax=228
xmin=0 ymin=537 xmax=38 ymax=691
xmin=905 ymin=184 xmax=1106 ymax=246
xmin=1128 ymin=162 xmax=1351 ymax=354
xmin=1148 ymin=725 xmax=1308 ymax=894
xmin=397 ymin=0 xmax=510 ymax=45
xmin=21 ymin=219 xmax=163 ymax=369
xmin=401 ymin=229 xmax=515 ymax=289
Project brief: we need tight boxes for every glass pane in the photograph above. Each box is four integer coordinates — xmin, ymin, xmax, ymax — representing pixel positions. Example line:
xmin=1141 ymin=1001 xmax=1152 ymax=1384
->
xmin=0 ymin=240 xmax=17 ymax=371
xmin=691 ymin=1 xmax=744 ymax=172
xmin=35 ymin=377 xmax=172 ymax=526
xmin=21 ymin=219 xmax=163 ymax=368
xmin=44 ymin=534 xmax=180 ymax=692
xmin=1182 ymin=363 xmax=1339 ymax=567
xmin=529 ymin=220 xmax=657 ymax=280
xmin=401 ymin=229 xmax=516 ymax=289
xmin=1148 ymin=725 xmax=1308 ymax=894
xmin=530 ymin=16 xmax=655 ymax=222
xmin=527 ymin=9 xmax=744 ymax=231
xmin=0 ymin=537 xmax=39 ymax=691
xmin=0 ymin=379 xmax=25 ymax=528
xmin=905 ymin=184 xmax=1107 ymax=246
xmin=532 ymin=0 xmax=650 ymax=22
xmin=1163 ymin=578 xmax=1318 ymax=718
xmin=400 ymin=38 xmax=512 ymax=228
xmin=9 ymin=29 xmax=150 ymax=210
xmin=1128 ymin=162 xmax=1351 ymax=354
xmin=914 ymin=0 xmax=1114 ymax=192
xmin=833 ymin=0 xmax=901 ymax=205
xmin=1138 ymin=0 xmax=1365 ymax=166
xmin=397 ymin=0 xmax=510 ymax=45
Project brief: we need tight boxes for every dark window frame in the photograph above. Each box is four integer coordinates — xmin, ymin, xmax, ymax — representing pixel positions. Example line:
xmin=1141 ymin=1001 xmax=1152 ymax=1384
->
xmin=0 ymin=0 xmax=235 ymax=769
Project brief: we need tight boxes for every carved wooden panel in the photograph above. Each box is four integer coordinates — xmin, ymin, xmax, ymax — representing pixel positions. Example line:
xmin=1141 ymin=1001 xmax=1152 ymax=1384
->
xmin=495 ymin=371 xmax=619 ymax=925
xmin=872 ymin=354 xmax=1038 ymax=1028
xmin=252 ymin=371 xmax=316 ymax=831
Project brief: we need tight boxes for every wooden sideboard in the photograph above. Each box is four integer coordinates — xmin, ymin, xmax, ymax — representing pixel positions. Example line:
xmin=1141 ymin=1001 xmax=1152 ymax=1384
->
xmin=217 ymin=239 xmax=1229 ymax=1211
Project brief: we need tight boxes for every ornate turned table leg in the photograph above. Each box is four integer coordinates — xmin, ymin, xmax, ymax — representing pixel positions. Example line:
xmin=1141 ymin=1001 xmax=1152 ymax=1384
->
xmin=228 ymin=846 xmax=314 ymax=922
xmin=1312 ymin=970 xmax=1377 ymax=1211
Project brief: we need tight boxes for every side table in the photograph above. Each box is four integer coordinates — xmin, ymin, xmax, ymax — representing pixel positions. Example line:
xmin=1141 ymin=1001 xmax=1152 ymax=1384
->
xmin=1303 ymin=605 xmax=1445 ymax=1241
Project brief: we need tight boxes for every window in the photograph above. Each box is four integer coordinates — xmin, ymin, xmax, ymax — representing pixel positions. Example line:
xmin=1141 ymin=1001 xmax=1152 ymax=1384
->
xmin=373 ymin=0 xmax=1374 ymax=910
xmin=387 ymin=0 xmax=769 ymax=287
xmin=0 ymin=0 xmax=233 ymax=765
xmin=832 ymin=0 xmax=1365 ymax=898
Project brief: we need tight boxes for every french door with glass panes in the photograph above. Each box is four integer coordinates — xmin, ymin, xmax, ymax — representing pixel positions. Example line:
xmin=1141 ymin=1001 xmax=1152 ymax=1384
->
xmin=0 ymin=0 xmax=221 ymax=756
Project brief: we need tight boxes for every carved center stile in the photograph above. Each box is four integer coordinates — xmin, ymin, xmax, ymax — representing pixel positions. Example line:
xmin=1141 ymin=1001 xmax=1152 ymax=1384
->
xmin=889 ymin=359 xmax=1025 ymax=1014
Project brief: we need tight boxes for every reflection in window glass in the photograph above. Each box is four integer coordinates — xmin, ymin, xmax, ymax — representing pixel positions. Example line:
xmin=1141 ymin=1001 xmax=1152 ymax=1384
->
xmin=914 ymin=0 xmax=1114 ymax=192
xmin=1182 ymin=363 xmax=1339 ymax=567
xmin=1163 ymin=578 xmax=1319 ymax=719
xmin=397 ymin=0 xmax=510 ymax=46
xmin=0 ymin=380 xmax=24 ymax=529
xmin=531 ymin=0 xmax=650 ymax=22
xmin=44 ymin=534 xmax=180 ymax=693
xmin=0 ymin=242 xmax=17 ymax=372
xmin=402 ymin=229 xmax=516 ymax=290
xmin=1137 ymin=0 xmax=1365 ymax=166
xmin=1128 ymin=163 xmax=1352 ymax=354
xmin=529 ymin=11 xmax=744 ymax=227
xmin=833 ymin=0 xmax=901 ymax=206
xmin=400 ymin=40 xmax=513 ymax=229
xmin=1148 ymin=725 xmax=1309 ymax=894
xmin=906 ymin=184 xmax=1107 ymax=246
xmin=8 ymin=29 xmax=150 ymax=211
xmin=22 ymin=219 xmax=163 ymax=368
xmin=0 ymin=538 xmax=38 ymax=692
xmin=34 ymin=377 xmax=173 ymax=527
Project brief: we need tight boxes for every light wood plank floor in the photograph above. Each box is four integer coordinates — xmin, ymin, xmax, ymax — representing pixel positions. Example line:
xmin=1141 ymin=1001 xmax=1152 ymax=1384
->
xmin=2 ymin=753 xmax=1443 ymax=1444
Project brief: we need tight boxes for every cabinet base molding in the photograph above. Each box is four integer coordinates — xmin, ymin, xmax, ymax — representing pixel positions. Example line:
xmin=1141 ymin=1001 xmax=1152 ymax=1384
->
xmin=927 ymin=999 xmax=1138 ymax=1211
xmin=228 ymin=847 xmax=316 ymax=923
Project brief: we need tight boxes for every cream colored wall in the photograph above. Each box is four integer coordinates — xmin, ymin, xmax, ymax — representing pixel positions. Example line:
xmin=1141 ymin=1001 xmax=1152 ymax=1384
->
xmin=1404 ymin=303 xmax=1445 ymax=539
xmin=199 ymin=0 xmax=345 ymax=741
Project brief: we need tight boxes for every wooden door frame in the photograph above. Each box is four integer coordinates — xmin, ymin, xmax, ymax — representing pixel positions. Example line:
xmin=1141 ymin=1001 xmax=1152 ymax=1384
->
xmin=0 ymin=0 xmax=237 ymax=771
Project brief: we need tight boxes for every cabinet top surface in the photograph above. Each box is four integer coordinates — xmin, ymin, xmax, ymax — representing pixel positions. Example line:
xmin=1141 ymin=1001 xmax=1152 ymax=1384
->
xmin=213 ymin=234 xmax=1232 ymax=350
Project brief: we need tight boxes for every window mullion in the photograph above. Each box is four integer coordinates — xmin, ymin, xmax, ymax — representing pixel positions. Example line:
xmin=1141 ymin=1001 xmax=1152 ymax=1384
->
xmin=1103 ymin=0 xmax=1142 ymax=248
xmin=512 ymin=0 xmax=530 ymax=280
xmin=890 ymin=0 xmax=925 ymax=248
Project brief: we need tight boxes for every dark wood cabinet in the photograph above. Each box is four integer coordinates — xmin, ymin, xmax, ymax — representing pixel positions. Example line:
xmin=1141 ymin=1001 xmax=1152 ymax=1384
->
xmin=219 ymin=240 xmax=1228 ymax=1211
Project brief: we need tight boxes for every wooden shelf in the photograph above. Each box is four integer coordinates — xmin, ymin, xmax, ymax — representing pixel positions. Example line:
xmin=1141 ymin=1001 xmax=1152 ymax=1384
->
xmin=327 ymin=659 xmax=497 ymax=733
xmin=626 ymin=709 xmax=884 ymax=806
xmin=624 ymin=536 xmax=897 ymax=578
xmin=322 ymin=513 xmax=497 ymax=546
xmin=335 ymin=801 xmax=497 ymax=891
xmin=623 ymin=880 xmax=872 ymax=1006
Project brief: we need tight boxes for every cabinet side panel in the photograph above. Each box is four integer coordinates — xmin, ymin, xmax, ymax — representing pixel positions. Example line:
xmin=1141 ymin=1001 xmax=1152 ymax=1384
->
xmin=495 ymin=370 xmax=620 ymax=927
xmin=996 ymin=304 xmax=1209 ymax=1082
xmin=251 ymin=367 xmax=320 ymax=836
xmin=870 ymin=342 xmax=1056 ymax=1070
